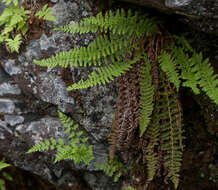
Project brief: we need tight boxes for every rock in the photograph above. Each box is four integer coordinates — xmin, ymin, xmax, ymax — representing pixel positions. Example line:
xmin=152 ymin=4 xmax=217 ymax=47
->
xmin=0 ymin=0 xmax=120 ymax=189
xmin=0 ymin=82 xmax=21 ymax=96
xmin=120 ymin=0 xmax=218 ymax=33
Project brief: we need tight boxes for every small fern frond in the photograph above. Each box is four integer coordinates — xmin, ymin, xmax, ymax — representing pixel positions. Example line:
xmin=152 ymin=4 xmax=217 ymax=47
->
xmin=158 ymin=51 xmax=180 ymax=90
xmin=97 ymin=157 xmax=126 ymax=182
xmin=145 ymin=102 xmax=161 ymax=182
xmin=35 ymin=4 xmax=56 ymax=22
xmin=171 ymin=48 xmax=201 ymax=94
xmin=0 ymin=161 xmax=10 ymax=171
xmin=27 ymin=111 xmax=93 ymax=165
xmin=125 ymin=187 xmax=136 ymax=190
xmin=26 ymin=138 xmax=57 ymax=153
xmin=139 ymin=57 xmax=154 ymax=137
xmin=5 ymin=34 xmax=22 ymax=53
xmin=196 ymin=53 xmax=218 ymax=105
xmin=2 ymin=0 xmax=18 ymax=6
xmin=55 ymin=9 xmax=157 ymax=37
xmin=67 ymin=55 xmax=141 ymax=90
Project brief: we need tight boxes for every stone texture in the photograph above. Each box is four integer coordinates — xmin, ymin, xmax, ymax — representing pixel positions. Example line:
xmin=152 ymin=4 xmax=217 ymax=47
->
xmin=120 ymin=0 xmax=218 ymax=33
xmin=0 ymin=0 xmax=119 ymax=189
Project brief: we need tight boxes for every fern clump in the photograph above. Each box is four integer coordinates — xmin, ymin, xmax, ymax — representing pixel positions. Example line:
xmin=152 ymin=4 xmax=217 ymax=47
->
xmin=97 ymin=157 xmax=126 ymax=182
xmin=0 ymin=0 xmax=56 ymax=52
xmin=32 ymin=8 xmax=218 ymax=189
xmin=0 ymin=159 xmax=12 ymax=190
xmin=27 ymin=111 xmax=94 ymax=165
xmin=33 ymin=9 xmax=157 ymax=90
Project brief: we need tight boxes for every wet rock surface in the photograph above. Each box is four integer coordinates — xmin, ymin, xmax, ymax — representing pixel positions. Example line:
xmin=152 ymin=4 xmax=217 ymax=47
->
xmin=120 ymin=0 xmax=218 ymax=33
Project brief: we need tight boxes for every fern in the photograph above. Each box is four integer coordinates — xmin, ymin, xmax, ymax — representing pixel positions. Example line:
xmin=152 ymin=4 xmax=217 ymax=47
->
xmin=196 ymin=54 xmax=218 ymax=104
xmin=158 ymin=51 xmax=180 ymax=91
xmin=139 ymin=56 xmax=154 ymax=136
xmin=0 ymin=162 xmax=10 ymax=171
xmin=169 ymin=38 xmax=218 ymax=104
xmin=67 ymin=54 xmax=141 ymax=90
xmin=55 ymin=9 xmax=157 ymax=37
xmin=31 ymin=8 xmax=218 ymax=190
xmin=0 ymin=2 xmax=56 ymax=52
xmin=35 ymin=4 xmax=56 ymax=22
xmin=2 ymin=0 xmax=18 ymax=6
xmin=159 ymin=75 xmax=183 ymax=189
xmin=27 ymin=111 xmax=94 ymax=165
xmin=125 ymin=187 xmax=136 ymax=190
xmin=5 ymin=34 xmax=22 ymax=53
xmin=34 ymin=34 xmax=132 ymax=68
xmin=0 ymin=159 xmax=12 ymax=190
xmin=33 ymin=8 xmax=157 ymax=90
xmin=97 ymin=157 xmax=126 ymax=182
xmin=145 ymin=101 xmax=160 ymax=182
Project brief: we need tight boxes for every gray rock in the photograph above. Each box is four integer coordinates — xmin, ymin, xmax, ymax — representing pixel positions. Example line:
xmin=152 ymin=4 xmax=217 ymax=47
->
xmin=0 ymin=82 xmax=21 ymax=96
xmin=0 ymin=121 xmax=13 ymax=140
xmin=120 ymin=0 xmax=218 ymax=33
xmin=50 ymin=0 xmax=59 ymax=3
xmin=0 ymin=65 xmax=11 ymax=84
xmin=0 ymin=98 xmax=17 ymax=114
xmin=4 ymin=59 xmax=22 ymax=75
xmin=4 ymin=115 xmax=24 ymax=126
xmin=37 ymin=72 xmax=75 ymax=113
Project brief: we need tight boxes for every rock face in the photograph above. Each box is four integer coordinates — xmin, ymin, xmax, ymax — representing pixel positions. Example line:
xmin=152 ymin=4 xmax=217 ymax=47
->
xmin=0 ymin=0 xmax=119 ymax=189
xmin=120 ymin=0 xmax=218 ymax=33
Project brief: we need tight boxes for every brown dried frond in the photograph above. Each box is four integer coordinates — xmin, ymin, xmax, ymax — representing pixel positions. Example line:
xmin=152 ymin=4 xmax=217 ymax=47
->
xmin=108 ymin=111 xmax=119 ymax=162
xmin=116 ymin=61 xmax=142 ymax=161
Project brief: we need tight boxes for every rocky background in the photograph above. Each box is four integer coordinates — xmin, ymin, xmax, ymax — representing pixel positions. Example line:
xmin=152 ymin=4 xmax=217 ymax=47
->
xmin=0 ymin=0 xmax=217 ymax=190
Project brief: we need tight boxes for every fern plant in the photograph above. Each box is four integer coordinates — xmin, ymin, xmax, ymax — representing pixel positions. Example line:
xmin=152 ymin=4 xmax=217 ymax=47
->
xmin=35 ymin=4 xmax=56 ymax=22
xmin=32 ymin=8 xmax=218 ymax=189
xmin=97 ymin=157 xmax=126 ymax=182
xmin=0 ymin=0 xmax=56 ymax=52
xmin=27 ymin=111 xmax=94 ymax=165
xmin=0 ymin=159 xmax=12 ymax=190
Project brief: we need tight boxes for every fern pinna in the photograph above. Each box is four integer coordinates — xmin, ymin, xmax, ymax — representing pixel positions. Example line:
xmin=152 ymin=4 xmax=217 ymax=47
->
xmin=27 ymin=111 xmax=93 ymax=165
xmin=33 ymin=9 xmax=218 ymax=189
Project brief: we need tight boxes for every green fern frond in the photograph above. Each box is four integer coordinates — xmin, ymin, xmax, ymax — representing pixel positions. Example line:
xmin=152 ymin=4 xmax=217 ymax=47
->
xmin=145 ymin=108 xmax=160 ymax=182
xmin=2 ymin=0 xmax=18 ymax=6
xmin=0 ymin=162 xmax=10 ymax=171
xmin=196 ymin=53 xmax=218 ymax=105
xmin=35 ymin=4 xmax=56 ymax=22
xmin=67 ymin=54 xmax=141 ymax=90
xmin=171 ymin=45 xmax=218 ymax=104
xmin=158 ymin=76 xmax=183 ymax=189
xmin=26 ymin=138 xmax=57 ymax=153
xmin=158 ymin=51 xmax=180 ymax=90
xmin=54 ymin=144 xmax=93 ymax=164
xmin=34 ymin=34 xmax=131 ymax=68
xmin=55 ymin=9 xmax=157 ymax=37
xmin=125 ymin=187 xmax=136 ymax=190
xmin=5 ymin=34 xmax=22 ymax=53
xmin=139 ymin=57 xmax=154 ymax=137
xmin=0 ymin=6 xmax=30 ymax=34
xmin=171 ymin=48 xmax=200 ymax=94
xmin=97 ymin=157 xmax=126 ymax=182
